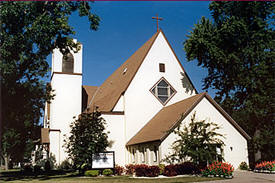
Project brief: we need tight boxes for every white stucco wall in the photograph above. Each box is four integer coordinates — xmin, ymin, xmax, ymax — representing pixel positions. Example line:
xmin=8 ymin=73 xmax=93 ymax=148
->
xmin=113 ymin=96 xmax=124 ymax=112
xmin=124 ymin=32 xmax=196 ymax=144
xmin=49 ymin=74 xmax=82 ymax=164
xmin=161 ymin=97 xmax=249 ymax=169
xmin=49 ymin=45 xmax=83 ymax=164
xmin=103 ymin=114 xmax=126 ymax=166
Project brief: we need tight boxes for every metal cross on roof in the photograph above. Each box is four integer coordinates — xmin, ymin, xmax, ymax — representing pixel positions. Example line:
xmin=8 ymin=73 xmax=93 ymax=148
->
xmin=152 ymin=14 xmax=163 ymax=32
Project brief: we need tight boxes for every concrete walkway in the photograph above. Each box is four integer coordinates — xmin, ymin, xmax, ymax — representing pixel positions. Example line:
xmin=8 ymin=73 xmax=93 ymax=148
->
xmin=200 ymin=171 xmax=275 ymax=183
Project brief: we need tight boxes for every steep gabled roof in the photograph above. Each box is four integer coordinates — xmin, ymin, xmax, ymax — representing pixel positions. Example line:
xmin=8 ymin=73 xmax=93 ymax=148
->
xmin=86 ymin=31 xmax=160 ymax=112
xmin=86 ymin=30 xmax=197 ymax=112
xmin=126 ymin=92 xmax=250 ymax=146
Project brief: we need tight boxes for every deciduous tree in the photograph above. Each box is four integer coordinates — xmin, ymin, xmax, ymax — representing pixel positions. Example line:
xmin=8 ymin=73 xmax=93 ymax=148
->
xmin=0 ymin=1 xmax=100 ymax=169
xmin=184 ymin=1 xmax=275 ymax=164
xmin=165 ymin=113 xmax=224 ymax=168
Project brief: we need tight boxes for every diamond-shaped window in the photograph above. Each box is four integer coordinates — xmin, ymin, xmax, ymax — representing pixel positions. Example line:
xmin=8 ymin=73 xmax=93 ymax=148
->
xmin=150 ymin=77 xmax=176 ymax=105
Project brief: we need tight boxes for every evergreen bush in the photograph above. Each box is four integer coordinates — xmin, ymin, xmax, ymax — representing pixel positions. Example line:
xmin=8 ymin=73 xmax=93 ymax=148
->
xmin=102 ymin=169 xmax=113 ymax=176
xmin=84 ymin=170 xmax=99 ymax=177
xmin=239 ymin=162 xmax=248 ymax=170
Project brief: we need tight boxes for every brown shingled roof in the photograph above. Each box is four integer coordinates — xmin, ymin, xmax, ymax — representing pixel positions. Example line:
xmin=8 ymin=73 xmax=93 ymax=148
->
xmin=87 ymin=31 xmax=160 ymax=112
xmin=126 ymin=93 xmax=250 ymax=146
xmin=82 ymin=85 xmax=98 ymax=110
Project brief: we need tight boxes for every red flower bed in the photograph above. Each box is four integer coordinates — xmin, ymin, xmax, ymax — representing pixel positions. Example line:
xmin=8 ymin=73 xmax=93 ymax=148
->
xmin=201 ymin=161 xmax=234 ymax=177
xmin=255 ymin=160 xmax=275 ymax=171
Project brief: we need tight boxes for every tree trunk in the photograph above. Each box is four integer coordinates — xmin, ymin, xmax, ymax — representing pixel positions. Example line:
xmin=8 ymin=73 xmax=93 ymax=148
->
xmin=4 ymin=154 xmax=9 ymax=170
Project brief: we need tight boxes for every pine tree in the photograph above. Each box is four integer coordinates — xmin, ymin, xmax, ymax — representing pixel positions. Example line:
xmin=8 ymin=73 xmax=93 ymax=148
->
xmin=64 ymin=111 xmax=109 ymax=170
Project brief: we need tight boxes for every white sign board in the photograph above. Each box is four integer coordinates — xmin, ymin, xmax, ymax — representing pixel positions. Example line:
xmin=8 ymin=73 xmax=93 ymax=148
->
xmin=92 ymin=152 xmax=115 ymax=169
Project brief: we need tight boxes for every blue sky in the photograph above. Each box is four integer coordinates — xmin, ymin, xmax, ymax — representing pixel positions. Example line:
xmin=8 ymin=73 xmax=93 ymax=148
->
xmin=48 ymin=1 xmax=216 ymax=96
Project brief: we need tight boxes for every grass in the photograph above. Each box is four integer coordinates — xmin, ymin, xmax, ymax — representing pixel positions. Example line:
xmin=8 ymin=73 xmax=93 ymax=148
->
xmin=0 ymin=169 xmax=223 ymax=183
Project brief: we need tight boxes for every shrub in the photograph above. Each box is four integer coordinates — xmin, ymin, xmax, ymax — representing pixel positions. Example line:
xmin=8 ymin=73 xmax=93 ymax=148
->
xmin=159 ymin=164 xmax=165 ymax=175
xmin=125 ymin=164 xmax=136 ymax=175
xmin=201 ymin=161 xmax=234 ymax=177
xmin=163 ymin=165 xmax=177 ymax=176
xmin=114 ymin=165 xmax=125 ymax=175
xmin=239 ymin=161 xmax=248 ymax=170
xmin=44 ymin=160 xmax=52 ymax=172
xmin=103 ymin=169 xmax=113 ymax=176
xmin=58 ymin=159 xmax=73 ymax=170
xmin=135 ymin=164 xmax=148 ymax=177
xmin=85 ymin=170 xmax=99 ymax=177
xmin=33 ymin=165 xmax=42 ymax=173
xmin=23 ymin=164 xmax=33 ymax=173
xmin=134 ymin=164 xmax=160 ymax=177
xmin=175 ymin=162 xmax=200 ymax=175
xmin=147 ymin=165 xmax=160 ymax=177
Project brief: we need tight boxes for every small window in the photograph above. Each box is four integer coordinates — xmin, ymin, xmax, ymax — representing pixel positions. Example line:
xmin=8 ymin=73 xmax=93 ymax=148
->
xmin=153 ymin=146 xmax=158 ymax=162
xmin=150 ymin=77 xmax=176 ymax=105
xmin=142 ymin=148 xmax=145 ymax=163
xmin=62 ymin=52 xmax=74 ymax=73
xmin=132 ymin=149 xmax=135 ymax=163
xmin=159 ymin=63 xmax=165 ymax=72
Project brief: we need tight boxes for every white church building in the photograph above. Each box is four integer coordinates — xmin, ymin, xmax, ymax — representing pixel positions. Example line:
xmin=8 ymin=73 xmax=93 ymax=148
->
xmin=42 ymin=30 xmax=250 ymax=169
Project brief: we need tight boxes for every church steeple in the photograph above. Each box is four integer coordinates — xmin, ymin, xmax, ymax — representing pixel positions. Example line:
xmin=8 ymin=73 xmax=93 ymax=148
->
xmin=51 ymin=39 xmax=83 ymax=77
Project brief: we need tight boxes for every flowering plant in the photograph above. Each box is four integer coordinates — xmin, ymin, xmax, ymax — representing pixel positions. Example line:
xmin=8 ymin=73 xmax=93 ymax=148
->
xmin=201 ymin=161 xmax=234 ymax=177
xmin=255 ymin=160 xmax=275 ymax=171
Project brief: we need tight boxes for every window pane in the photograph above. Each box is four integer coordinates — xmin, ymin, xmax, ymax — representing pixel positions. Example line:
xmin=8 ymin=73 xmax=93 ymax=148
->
xmin=158 ymin=87 xmax=168 ymax=95
xmin=158 ymin=80 xmax=168 ymax=87
xmin=170 ymin=88 xmax=175 ymax=95
xmin=159 ymin=63 xmax=165 ymax=72
xmin=62 ymin=53 xmax=74 ymax=73
xmin=158 ymin=96 xmax=168 ymax=103
xmin=152 ymin=87 xmax=156 ymax=94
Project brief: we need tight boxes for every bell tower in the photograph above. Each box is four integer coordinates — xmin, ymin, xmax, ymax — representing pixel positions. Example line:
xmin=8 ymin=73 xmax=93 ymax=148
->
xmin=48 ymin=40 xmax=83 ymax=164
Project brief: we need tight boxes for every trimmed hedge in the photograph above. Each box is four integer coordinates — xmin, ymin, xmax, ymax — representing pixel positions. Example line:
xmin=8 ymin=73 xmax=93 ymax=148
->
xmin=135 ymin=164 xmax=160 ymax=177
xmin=147 ymin=166 xmax=160 ymax=177
xmin=163 ymin=162 xmax=200 ymax=176
xmin=125 ymin=164 xmax=160 ymax=177
xmin=135 ymin=164 xmax=148 ymax=177
xmin=102 ymin=169 xmax=113 ymax=176
xmin=125 ymin=162 xmax=199 ymax=177
xmin=163 ymin=165 xmax=177 ymax=177
xmin=84 ymin=170 xmax=99 ymax=177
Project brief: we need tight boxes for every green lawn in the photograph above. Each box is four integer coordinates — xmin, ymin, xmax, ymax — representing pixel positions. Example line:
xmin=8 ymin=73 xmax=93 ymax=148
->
xmin=0 ymin=169 xmax=222 ymax=183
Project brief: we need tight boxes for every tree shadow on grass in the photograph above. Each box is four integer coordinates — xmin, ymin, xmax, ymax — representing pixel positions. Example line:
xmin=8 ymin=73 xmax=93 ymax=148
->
xmin=0 ymin=169 xmax=79 ymax=182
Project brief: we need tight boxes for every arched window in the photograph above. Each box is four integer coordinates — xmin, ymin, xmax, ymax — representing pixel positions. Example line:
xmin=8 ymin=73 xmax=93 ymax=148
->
xmin=62 ymin=52 xmax=74 ymax=73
